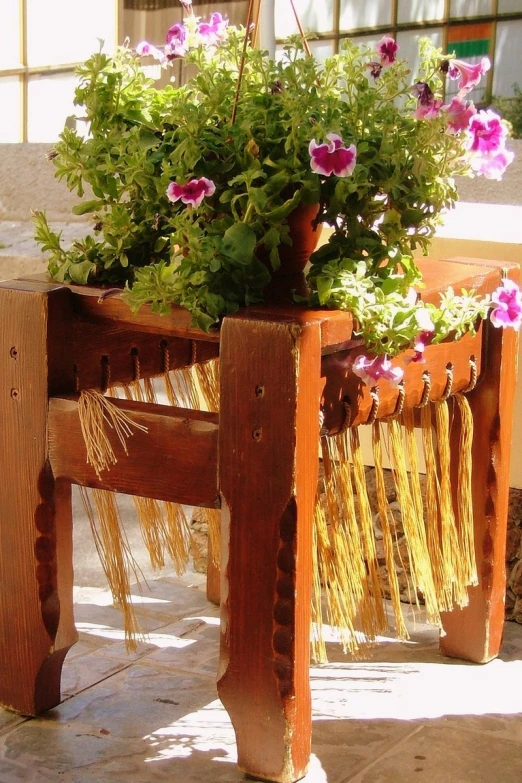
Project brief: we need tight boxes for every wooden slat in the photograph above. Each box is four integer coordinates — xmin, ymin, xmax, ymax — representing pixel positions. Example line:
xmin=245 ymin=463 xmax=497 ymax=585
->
xmin=0 ymin=286 xmax=77 ymax=716
xmin=48 ymin=397 xmax=220 ymax=508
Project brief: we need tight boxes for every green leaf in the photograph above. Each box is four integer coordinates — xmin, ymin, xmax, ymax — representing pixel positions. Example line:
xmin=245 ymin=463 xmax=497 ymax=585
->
xmin=68 ymin=260 xmax=96 ymax=284
xmin=221 ymin=223 xmax=256 ymax=265
xmin=154 ymin=236 xmax=169 ymax=253
xmin=265 ymin=190 xmax=301 ymax=221
xmin=71 ymin=199 xmax=104 ymax=215
xmin=316 ymin=275 xmax=333 ymax=306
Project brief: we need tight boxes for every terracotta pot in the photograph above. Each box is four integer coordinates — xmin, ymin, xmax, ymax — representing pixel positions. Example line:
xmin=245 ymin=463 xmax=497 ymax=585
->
xmin=272 ymin=201 xmax=321 ymax=277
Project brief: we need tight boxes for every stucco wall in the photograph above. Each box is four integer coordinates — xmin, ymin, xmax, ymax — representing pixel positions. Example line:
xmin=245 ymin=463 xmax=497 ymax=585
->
xmin=1 ymin=139 xmax=521 ymax=222
xmin=0 ymin=143 xmax=90 ymax=221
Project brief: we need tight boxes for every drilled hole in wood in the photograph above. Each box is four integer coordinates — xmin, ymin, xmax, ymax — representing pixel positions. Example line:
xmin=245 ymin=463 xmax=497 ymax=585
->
xmin=255 ymin=384 xmax=265 ymax=397
xmin=130 ymin=347 xmax=139 ymax=356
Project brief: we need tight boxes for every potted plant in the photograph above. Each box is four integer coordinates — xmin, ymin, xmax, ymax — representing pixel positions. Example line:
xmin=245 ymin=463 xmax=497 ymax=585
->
xmin=34 ymin=0 xmax=520 ymax=384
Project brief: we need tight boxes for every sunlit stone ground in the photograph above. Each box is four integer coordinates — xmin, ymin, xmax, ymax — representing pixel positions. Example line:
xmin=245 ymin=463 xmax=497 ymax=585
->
xmin=0 ymin=491 xmax=521 ymax=783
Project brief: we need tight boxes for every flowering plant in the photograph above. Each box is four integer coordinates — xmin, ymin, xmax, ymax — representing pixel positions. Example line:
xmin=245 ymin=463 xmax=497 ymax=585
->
xmin=34 ymin=4 xmax=518 ymax=375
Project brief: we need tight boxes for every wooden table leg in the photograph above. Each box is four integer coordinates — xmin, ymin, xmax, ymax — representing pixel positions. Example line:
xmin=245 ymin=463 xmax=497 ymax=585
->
xmin=440 ymin=309 xmax=519 ymax=663
xmin=0 ymin=284 xmax=78 ymax=715
xmin=218 ymin=316 xmax=322 ymax=783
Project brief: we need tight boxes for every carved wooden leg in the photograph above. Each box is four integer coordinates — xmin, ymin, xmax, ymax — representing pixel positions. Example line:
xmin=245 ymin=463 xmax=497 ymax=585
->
xmin=0 ymin=284 xmax=77 ymax=715
xmin=440 ymin=309 xmax=519 ymax=663
xmin=218 ymin=316 xmax=321 ymax=783
xmin=206 ymin=533 xmax=221 ymax=606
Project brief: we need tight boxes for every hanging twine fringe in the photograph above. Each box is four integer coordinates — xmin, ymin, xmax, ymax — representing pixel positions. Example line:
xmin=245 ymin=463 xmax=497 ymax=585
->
xmin=78 ymin=346 xmax=478 ymax=658
xmin=78 ymin=389 xmax=148 ymax=478
xmin=79 ymin=486 xmax=143 ymax=650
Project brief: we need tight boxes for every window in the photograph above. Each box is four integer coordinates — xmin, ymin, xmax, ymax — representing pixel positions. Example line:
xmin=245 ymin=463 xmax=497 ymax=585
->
xmin=0 ymin=0 xmax=120 ymax=142
xmin=274 ymin=0 xmax=522 ymax=102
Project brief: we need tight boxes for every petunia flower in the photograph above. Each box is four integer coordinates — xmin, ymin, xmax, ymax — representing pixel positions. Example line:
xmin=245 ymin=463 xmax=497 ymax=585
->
xmin=309 ymin=133 xmax=357 ymax=177
xmin=352 ymin=354 xmax=404 ymax=387
xmin=405 ymin=330 xmax=435 ymax=364
xmin=366 ymin=61 xmax=383 ymax=80
xmin=377 ymin=36 xmax=399 ymax=67
xmin=166 ymin=177 xmax=216 ymax=208
xmin=465 ymin=109 xmax=508 ymax=155
xmin=198 ymin=12 xmax=228 ymax=45
xmin=411 ymin=82 xmax=442 ymax=120
xmin=136 ymin=41 xmax=166 ymax=64
xmin=469 ymin=147 xmax=514 ymax=180
xmin=448 ymin=57 xmax=490 ymax=94
xmin=490 ymin=278 xmax=522 ymax=330
xmin=165 ymin=23 xmax=188 ymax=58
xmin=442 ymin=96 xmax=476 ymax=133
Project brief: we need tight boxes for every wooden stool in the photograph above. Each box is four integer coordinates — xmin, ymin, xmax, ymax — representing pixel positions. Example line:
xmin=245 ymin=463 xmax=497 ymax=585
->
xmin=0 ymin=257 xmax=518 ymax=783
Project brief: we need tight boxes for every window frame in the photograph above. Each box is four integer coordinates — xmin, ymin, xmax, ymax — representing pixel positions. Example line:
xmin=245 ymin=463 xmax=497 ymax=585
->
xmin=0 ymin=0 xmax=123 ymax=142
xmin=275 ymin=0 xmax=522 ymax=104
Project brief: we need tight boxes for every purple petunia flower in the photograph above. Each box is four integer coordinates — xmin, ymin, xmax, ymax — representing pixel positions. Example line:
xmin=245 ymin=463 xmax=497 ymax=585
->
xmin=470 ymin=147 xmax=515 ymax=180
xmin=466 ymin=109 xmax=507 ymax=155
xmin=136 ymin=41 xmax=166 ymax=64
xmin=309 ymin=133 xmax=357 ymax=177
xmin=166 ymin=177 xmax=216 ymax=208
xmin=352 ymin=354 xmax=404 ymax=387
xmin=377 ymin=36 xmax=399 ymax=67
xmin=490 ymin=278 xmax=522 ymax=330
xmin=198 ymin=12 xmax=228 ymax=45
xmin=442 ymin=96 xmax=477 ymax=133
xmin=165 ymin=23 xmax=188 ymax=58
xmin=448 ymin=57 xmax=490 ymax=94
xmin=411 ymin=82 xmax=442 ymax=120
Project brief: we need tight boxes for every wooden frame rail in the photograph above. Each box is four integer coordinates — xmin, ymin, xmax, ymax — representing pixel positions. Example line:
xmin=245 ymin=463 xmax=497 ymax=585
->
xmin=48 ymin=396 xmax=220 ymax=508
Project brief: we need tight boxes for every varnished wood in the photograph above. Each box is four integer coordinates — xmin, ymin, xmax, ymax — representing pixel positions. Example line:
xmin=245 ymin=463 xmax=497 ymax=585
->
xmin=206 ymin=536 xmax=221 ymax=606
xmin=321 ymin=327 xmax=484 ymax=433
xmin=218 ymin=316 xmax=321 ymax=783
xmin=49 ymin=397 xmax=220 ymax=508
xmin=440 ymin=266 xmax=520 ymax=662
xmin=0 ymin=286 xmax=77 ymax=716
xmin=70 ymin=318 xmax=219 ymax=392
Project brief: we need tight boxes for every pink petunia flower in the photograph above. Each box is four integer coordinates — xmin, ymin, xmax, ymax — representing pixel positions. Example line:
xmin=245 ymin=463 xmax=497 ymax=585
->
xmin=448 ymin=56 xmax=490 ymax=94
xmin=377 ymin=36 xmax=399 ymax=67
xmin=198 ymin=12 xmax=228 ymax=45
xmin=405 ymin=330 xmax=435 ymax=364
xmin=490 ymin=278 xmax=522 ymax=330
xmin=466 ymin=109 xmax=507 ymax=155
xmin=411 ymin=82 xmax=442 ymax=120
xmin=352 ymin=354 xmax=404 ymax=387
xmin=442 ymin=96 xmax=476 ymax=133
xmin=136 ymin=41 xmax=166 ymax=64
xmin=309 ymin=133 xmax=357 ymax=177
xmin=165 ymin=23 xmax=188 ymax=58
xmin=166 ymin=177 xmax=216 ymax=208
xmin=470 ymin=147 xmax=514 ymax=180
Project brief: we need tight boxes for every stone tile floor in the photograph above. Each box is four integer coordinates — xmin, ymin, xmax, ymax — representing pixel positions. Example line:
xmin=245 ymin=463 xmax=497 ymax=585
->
xmin=1 ymin=493 xmax=522 ymax=783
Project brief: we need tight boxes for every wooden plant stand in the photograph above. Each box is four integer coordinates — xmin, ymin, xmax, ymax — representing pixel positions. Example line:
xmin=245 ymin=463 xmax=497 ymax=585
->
xmin=0 ymin=257 xmax=518 ymax=783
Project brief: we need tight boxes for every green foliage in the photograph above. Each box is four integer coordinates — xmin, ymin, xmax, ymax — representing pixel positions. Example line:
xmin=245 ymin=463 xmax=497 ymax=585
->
xmin=492 ymin=84 xmax=522 ymax=139
xmin=35 ymin=27 xmax=500 ymax=355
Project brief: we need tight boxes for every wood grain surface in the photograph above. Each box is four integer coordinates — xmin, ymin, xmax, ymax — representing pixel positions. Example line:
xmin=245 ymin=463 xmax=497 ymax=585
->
xmin=217 ymin=315 xmax=322 ymax=783
xmin=0 ymin=285 xmax=77 ymax=715
xmin=49 ymin=397 xmax=220 ymax=508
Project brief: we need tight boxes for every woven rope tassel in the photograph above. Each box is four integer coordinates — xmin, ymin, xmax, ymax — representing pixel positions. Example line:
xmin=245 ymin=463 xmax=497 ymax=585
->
xmin=316 ymin=433 xmax=375 ymax=658
xmin=387 ymin=417 xmax=441 ymax=627
xmin=434 ymin=399 xmax=469 ymax=607
xmin=420 ymin=403 xmax=449 ymax=610
xmin=349 ymin=426 xmax=387 ymax=635
xmin=371 ymin=421 xmax=409 ymax=640
xmin=454 ymin=392 xmax=478 ymax=588
xmin=80 ymin=486 xmax=143 ymax=650
xmin=78 ymin=389 xmax=148 ymax=477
